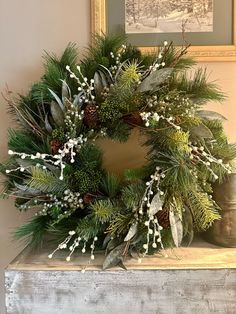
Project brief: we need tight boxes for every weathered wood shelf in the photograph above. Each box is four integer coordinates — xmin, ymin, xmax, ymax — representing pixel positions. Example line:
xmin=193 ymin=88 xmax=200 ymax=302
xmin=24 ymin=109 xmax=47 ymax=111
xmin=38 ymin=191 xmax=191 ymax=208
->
xmin=5 ymin=239 xmax=236 ymax=314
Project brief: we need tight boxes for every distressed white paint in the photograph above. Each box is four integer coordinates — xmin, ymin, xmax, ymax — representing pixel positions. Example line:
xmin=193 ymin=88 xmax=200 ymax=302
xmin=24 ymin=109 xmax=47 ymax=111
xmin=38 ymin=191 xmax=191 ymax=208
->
xmin=5 ymin=269 xmax=236 ymax=314
xmin=5 ymin=240 xmax=236 ymax=313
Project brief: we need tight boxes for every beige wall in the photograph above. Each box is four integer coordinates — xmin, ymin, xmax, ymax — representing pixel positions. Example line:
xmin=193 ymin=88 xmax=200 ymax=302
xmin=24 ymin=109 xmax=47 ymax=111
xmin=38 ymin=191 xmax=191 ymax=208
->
xmin=0 ymin=1 xmax=236 ymax=313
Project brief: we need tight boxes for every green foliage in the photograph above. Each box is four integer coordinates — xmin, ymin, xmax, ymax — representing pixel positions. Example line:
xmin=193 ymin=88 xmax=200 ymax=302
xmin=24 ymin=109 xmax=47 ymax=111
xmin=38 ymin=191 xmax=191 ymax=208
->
xmin=75 ymin=143 xmax=103 ymax=170
xmin=27 ymin=168 xmax=67 ymax=194
xmin=187 ymin=191 xmax=221 ymax=231
xmin=81 ymin=33 xmax=126 ymax=79
xmin=146 ymin=128 xmax=190 ymax=154
xmin=76 ymin=215 xmax=103 ymax=241
xmin=73 ymin=169 xmax=102 ymax=194
xmin=2 ymin=34 xmax=235 ymax=265
xmin=99 ymin=63 xmax=141 ymax=123
xmin=51 ymin=127 xmax=67 ymax=141
xmin=101 ymin=173 xmax=121 ymax=198
xmin=154 ymin=152 xmax=195 ymax=196
xmin=8 ymin=129 xmax=49 ymax=154
xmin=121 ymin=182 xmax=145 ymax=209
xmin=107 ymin=212 xmax=134 ymax=237
xmin=124 ymin=165 xmax=152 ymax=181
xmin=91 ymin=199 xmax=116 ymax=223
xmin=106 ymin=120 xmax=131 ymax=142
xmin=14 ymin=215 xmax=50 ymax=247
xmin=170 ymin=68 xmax=225 ymax=103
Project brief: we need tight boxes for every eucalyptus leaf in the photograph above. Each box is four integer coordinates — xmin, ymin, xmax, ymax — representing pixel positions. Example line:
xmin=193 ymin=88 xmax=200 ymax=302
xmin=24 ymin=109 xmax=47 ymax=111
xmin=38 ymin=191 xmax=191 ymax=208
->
xmin=149 ymin=193 xmax=163 ymax=216
xmin=169 ymin=207 xmax=183 ymax=247
xmin=114 ymin=60 xmax=129 ymax=81
xmin=73 ymin=92 xmax=84 ymax=106
xmin=182 ymin=206 xmax=194 ymax=247
xmin=94 ymin=71 xmax=104 ymax=96
xmin=103 ymin=243 xmax=126 ymax=270
xmin=43 ymin=161 xmax=58 ymax=171
xmin=50 ymin=101 xmax=65 ymax=127
xmin=61 ymin=80 xmax=71 ymax=101
xmin=103 ymin=234 xmax=112 ymax=249
xmin=14 ymin=182 xmax=41 ymax=195
xmin=48 ymin=88 xmax=64 ymax=111
xmin=197 ymin=110 xmax=227 ymax=121
xmin=124 ymin=222 xmax=138 ymax=241
xmin=129 ymin=248 xmax=140 ymax=259
xmin=190 ymin=124 xmax=213 ymax=139
xmin=138 ymin=68 xmax=173 ymax=93
xmin=105 ymin=237 xmax=121 ymax=254
xmin=16 ymin=159 xmax=34 ymax=169
xmin=99 ymin=65 xmax=113 ymax=83
xmin=45 ymin=114 xmax=53 ymax=133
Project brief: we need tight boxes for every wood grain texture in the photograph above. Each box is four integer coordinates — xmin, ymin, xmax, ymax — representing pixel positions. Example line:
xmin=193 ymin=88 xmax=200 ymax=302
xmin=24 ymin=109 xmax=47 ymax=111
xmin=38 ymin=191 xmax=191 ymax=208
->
xmin=5 ymin=269 xmax=236 ymax=314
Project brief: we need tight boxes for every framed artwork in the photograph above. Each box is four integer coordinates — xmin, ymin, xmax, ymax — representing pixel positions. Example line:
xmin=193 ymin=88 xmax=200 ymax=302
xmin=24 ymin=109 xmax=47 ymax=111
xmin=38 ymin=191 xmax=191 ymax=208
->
xmin=91 ymin=0 xmax=236 ymax=61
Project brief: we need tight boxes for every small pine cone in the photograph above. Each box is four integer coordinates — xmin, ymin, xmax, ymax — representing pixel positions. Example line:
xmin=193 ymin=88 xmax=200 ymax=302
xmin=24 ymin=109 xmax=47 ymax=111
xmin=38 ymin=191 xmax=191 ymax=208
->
xmin=50 ymin=139 xmax=63 ymax=155
xmin=123 ymin=113 xmax=143 ymax=127
xmin=156 ymin=209 xmax=170 ymax=229
xmin=83 ymin=102 xmax=100 ymax=128
xmin=83 ymin=192 xmax=100 ymax=205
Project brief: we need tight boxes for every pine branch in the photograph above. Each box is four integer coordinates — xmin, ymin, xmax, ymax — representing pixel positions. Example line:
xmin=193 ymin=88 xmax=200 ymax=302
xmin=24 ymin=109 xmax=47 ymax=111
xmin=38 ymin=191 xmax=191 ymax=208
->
xmin=27 ymin=168 xmax=67 ymax=194
xmin=187 ymin=191 xmax=221 ymax=231
xmin=101 ymin=173 xmax=121 ymax=198
xmin=107 ymin=212 xmax=134 ymax=237
xmin=76 ymin=215 xmax=104 ymax=241
xmin=14 ymin=215 xmax=50 ymax=248
xmin=81 ymin=33 xmax=126 ymax=79
xmin=171 ymin=68 xmax=226 ymax=103
xmin=91 ymin=199 xmax=115 ymax=223
xmin=8 ymin=129 xmax=49 ymax=154
xmin=121 ymin=182 xmax=145 ymax=209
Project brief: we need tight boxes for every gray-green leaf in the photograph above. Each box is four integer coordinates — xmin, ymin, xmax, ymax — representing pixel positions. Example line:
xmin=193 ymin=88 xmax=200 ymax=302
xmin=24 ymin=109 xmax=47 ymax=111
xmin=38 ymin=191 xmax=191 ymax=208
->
xmin=45 ymin=114 xmax=53 ymax=133
xmin=61 ymin=80 xmax=71 ymax=101
xmin=14 ymin=182 xmax=41 ymax=195
xmin=103 ymin=243 xmax=126 ymax=270
xmin=51 ymin=101 xmax=65 ymax=127
xmin=190 ymin=124 xmax=213 ymax=139
xmin=182 ymin=206 xmax=194 ymax=247
xmin=124 ymin=222 xmax=138 ymax=241
xmin=169 ymin=207 xmax=183 ymax=247
xmin=73 ymin=92 xmax=84 ymax=106
xmin=48 ymin=88 xmax=64 ymax=111
xmin=149 ymin=193 xmax=163 ymax=216
xmin=138 ymin=68 xmax=173 ymax=93
xmin=94 ymin=71 xmax=104 ymax=96
xmin=197 ymin=110 xmax=227 ymax=121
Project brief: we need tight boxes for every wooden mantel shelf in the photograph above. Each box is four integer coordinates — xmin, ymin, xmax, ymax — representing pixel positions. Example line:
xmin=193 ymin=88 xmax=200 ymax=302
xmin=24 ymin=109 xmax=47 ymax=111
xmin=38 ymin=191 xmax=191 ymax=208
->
xmin=5 ymin=239 xmax=236 ymax=314
xmin=6 ymin=238 xmax=236 ymax=271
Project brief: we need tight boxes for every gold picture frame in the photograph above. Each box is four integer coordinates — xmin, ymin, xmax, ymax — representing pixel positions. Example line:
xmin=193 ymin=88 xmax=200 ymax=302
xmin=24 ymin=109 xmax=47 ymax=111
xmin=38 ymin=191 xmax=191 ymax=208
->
xmin=91 ymin=0 xmax=236 ymax=62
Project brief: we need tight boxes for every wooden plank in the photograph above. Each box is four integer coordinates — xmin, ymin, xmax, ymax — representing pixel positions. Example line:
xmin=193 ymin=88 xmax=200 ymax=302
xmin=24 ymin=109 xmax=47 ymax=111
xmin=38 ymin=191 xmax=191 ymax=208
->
xmin=6 ymin=239 xmax=236 ymax=271
xmin=5 ymin=269 xmax=236 ymax=314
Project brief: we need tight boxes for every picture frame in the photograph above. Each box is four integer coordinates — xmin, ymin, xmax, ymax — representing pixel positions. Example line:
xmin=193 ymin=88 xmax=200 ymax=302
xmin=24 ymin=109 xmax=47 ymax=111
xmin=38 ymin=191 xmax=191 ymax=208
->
xmin=91 ymin=0 xmax=236 ymax=62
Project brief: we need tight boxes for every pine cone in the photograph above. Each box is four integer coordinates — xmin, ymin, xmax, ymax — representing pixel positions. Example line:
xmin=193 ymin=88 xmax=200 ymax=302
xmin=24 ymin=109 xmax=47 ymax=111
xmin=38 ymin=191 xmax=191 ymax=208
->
xmin=123 ymin=113 xmax=143 ymax=127
xmin=83 ymin=102 xmax=99 ymax=128
xmin=156 ymin=209 xmax=170 ymax=229
xmin=50 ymin=139 xmax=63 ymax=155
xmin=83 ymin=192 xmax=100 ymax=205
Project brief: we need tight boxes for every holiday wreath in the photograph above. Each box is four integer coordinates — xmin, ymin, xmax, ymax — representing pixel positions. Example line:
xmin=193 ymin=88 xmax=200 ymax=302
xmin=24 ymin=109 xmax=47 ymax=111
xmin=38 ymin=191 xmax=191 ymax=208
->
xmin=1 ymin=35 xmax=236 ymax=269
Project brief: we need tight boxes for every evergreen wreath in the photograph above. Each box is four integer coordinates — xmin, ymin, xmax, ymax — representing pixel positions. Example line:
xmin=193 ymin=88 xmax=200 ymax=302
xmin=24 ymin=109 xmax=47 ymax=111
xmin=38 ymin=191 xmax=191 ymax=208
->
xmin=1 ymin=35 xmax=236 ymax=269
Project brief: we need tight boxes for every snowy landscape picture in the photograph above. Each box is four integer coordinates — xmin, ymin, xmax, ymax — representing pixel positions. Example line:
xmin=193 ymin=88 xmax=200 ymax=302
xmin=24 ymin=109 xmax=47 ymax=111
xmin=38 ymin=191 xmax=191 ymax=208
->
xmin=125 ymin=0 xmax=213 ymax=33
